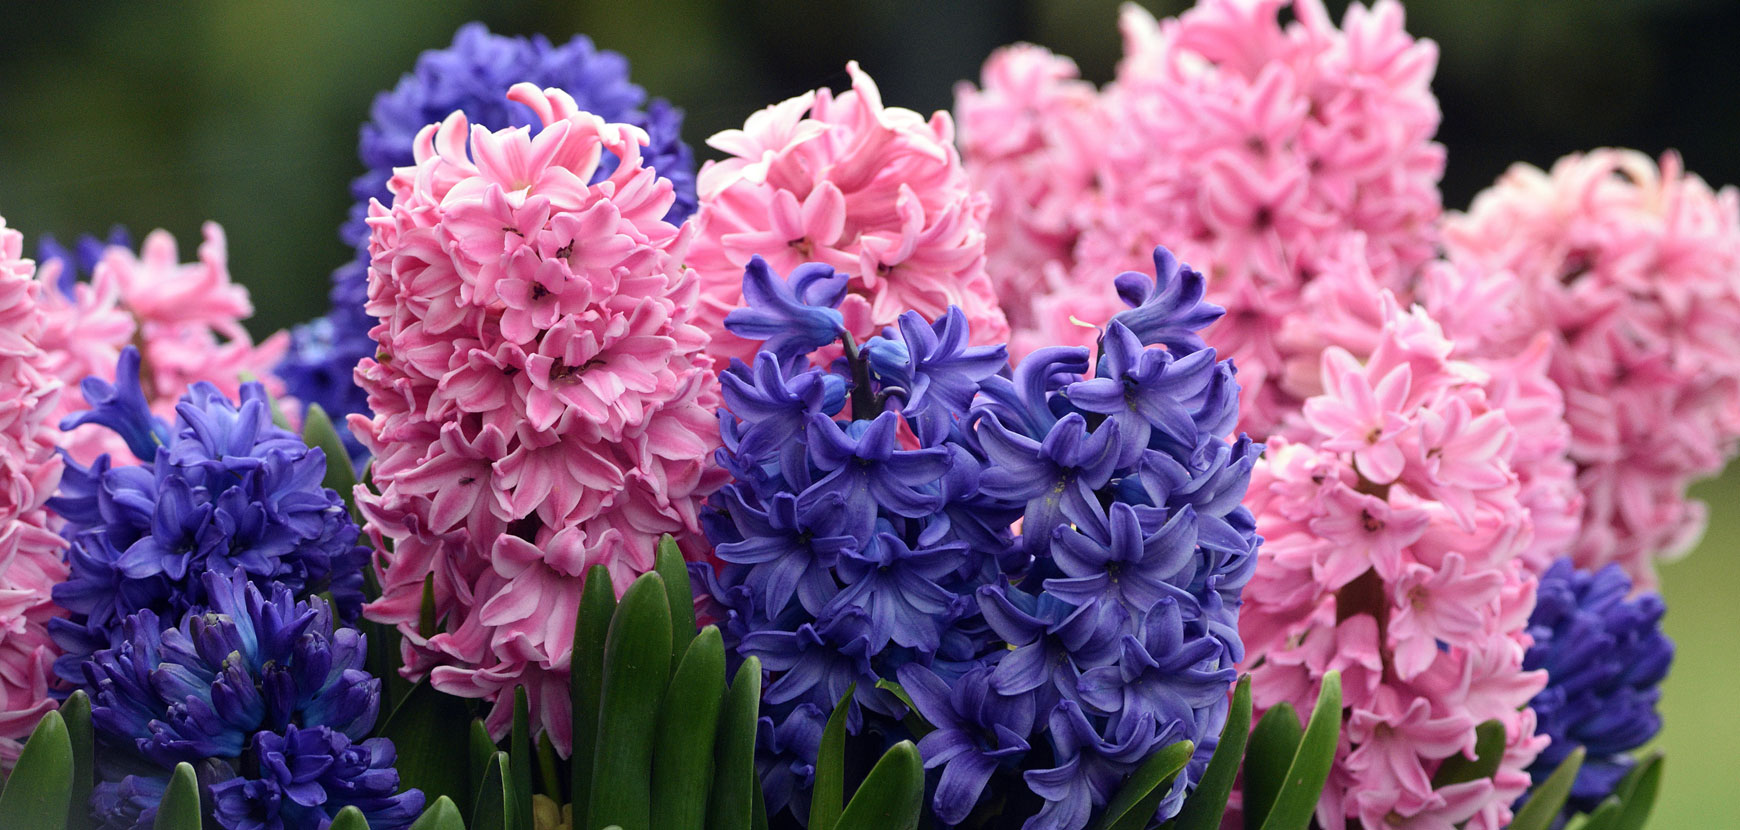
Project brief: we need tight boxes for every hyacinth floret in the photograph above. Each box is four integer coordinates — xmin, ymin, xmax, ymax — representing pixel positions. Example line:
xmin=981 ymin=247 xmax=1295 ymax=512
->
xmin=81 ymin=570 xmax=421 ymax=830
xmin=699 ymin=247 xmax=1259 ymax=830
xmin=48 ymin=347 xmax=369 ymax=680
xmin=1522 ymin=558 xmax=1672 ymax=815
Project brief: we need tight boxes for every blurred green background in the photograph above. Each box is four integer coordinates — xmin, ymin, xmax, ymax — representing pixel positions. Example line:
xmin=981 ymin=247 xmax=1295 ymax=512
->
xmin=0 ymin=1 xmax=1734 ymax=826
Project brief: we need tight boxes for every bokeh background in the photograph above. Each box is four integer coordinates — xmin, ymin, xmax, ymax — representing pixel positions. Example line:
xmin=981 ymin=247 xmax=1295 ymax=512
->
xmin=1 ymin=1 xmax=1734 ymax=826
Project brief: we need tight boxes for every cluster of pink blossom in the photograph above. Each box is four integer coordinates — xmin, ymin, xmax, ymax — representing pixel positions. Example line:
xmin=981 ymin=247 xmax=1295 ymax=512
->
xmin=33 ymin=223 xmax=289 ymax=465
xmin=956 ymin=0 xmax=1444 ymax=431
xmin=0 ymin=218 xmax=69 ymax=771
xmin=690 ymin=61 xmax=1008 ymax=367
xmin=1241 ymin=297 xmax=1548 ymax=830
xmin=1442 ymin=150 xmax=1740 ymax=584
xmin=351 ymin=82 xmax=725 ymax=752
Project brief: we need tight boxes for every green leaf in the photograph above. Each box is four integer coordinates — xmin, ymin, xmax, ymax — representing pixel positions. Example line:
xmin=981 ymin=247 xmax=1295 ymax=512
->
xmin=381 ymin=681 xmax=475 ymax=816
xmin=469 ymin=718 xmax=496 ymax=810
xmin=871 ymin=678 xmax=933 ymax=737
xmin=62 ymin=690 xmax=96 ymax=830
xmin=655 ymin=534 xmax=698 ymax=675
xmin=651 ymin=626 xmax=728 ymax=830
xmin=1431 ymin=718 xmax=1505 ymax=788
xmin=708 ymin=656 xmax=762 ymax=830
xmin=1242 ymin=702 xmax=1302 ymax=830
xmin=409 ymin=796 xmax=467 ymax=830
xmin=0 ymin=709 xmax=73 ymax=830
xmin=587 ymin=572 xmax=673 ymax=830
xmin=1095 ymin=740 xmax=1195 ymax=830
xmin=808 ymin=682 xmax=856 ymax=830
xmin=472 ymin=751 xmax=512 ymax=830
xmin=418 ymin=574 xmax=439 ymax=638
xmin=1258 ymin=670 xmax=1342 ymax=830
xmin=835 ymin=740 xmax=925 ymax=830
xmin=510 ymin=687 xmax=534 ymax=830
xmin=1611 ymin=753 xmax=1663 ymax=830
xmin=153 ymin=762 xmax=201 ymax=830
xmin=1510 ymin=747 xmax=1586 ymax=830
xmin=1576 ymin=797 xmax=1622 ymax=830
xmin=301 ymin=403 xmax=359 ymax=515
xmin=536 ymin=733 xmax=561 ymax=804
xmin=570 ymin=563 xmax=617 ymax=822
xmin=1169 ymin=675 xmax=1252 ymax=830
xmin=329 ymin=805 xmax=371 ymax=830
xmin=752 ymin=774 xmax=770 ymax=830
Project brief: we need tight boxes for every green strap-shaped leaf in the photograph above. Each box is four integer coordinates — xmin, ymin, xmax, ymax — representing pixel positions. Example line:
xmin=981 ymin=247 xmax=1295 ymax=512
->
xmin=1575 ymin=797 xmax=1622 ymax=830
xmin=1510 ymin=747 xmax=1587 ymax=830
xmin=536 ymin=734 xmax=560 ymax=804
xmin=329 ymin=805 xmax=371 ymax=830
xmin=570 ymin=563 xmax=617 ymax=822
xmin=62 ymin=691 xmax=96 ymax=830
xmin=473 ymin=751 xmax=512 ymax=830
xmin=835 ymin=740 xmax=925 ymax=830
xmin=871 ymin=678 xmax=933 ymax=738
xmin=808 ymin=682 xmax=857 ymax=830
xmin=708 ymin=657 xmax=763 ymax=830
xmin=1431 ymin=719 xmax=1505 ymax=788
xmin=1610 ymin=753 xmax=1662 ymax=830
xmin=301 ymin=403 xmax=359 ymax=515
xmin=381 ymin=681 xmax=475 ymax=816
xmin=651 ymin=626 xmax=729 ymax=830
xmin=751 ymin=770 xmax=770 ymax=830
xmin=469 ymin=718 xmax=496 ymax=809
xmin=1169 ymin=676 xmax=1252 ymax=830
xmin=1242 ymin=702 xmax=1302 ymax=830
xmin=409 ymin=796 xmax=467 ymax=830
xmin=0 ymin=709 xmax=73 ymax=830
xmin=587 ymin=572 xmax=673 ymax=830
xmin=510 ymin=687 xmax=534 ymax=830
xmin=655 ymin=534 xmax=698 ymax=675
xmin=1095 ymin=740 xmax=1195 ymax=830
xmin=418 ymin=575 xmax=440 ymax=638
xmin=1258 ymin=670 xmax=1342 ymax=830
xmin=153 ymin=762 xmax=201 ymax=830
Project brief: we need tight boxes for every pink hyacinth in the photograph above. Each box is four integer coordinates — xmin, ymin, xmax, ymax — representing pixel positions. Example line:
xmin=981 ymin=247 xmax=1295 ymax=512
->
xmin=352 ymin=82 xmax=725 ymax=753
xmin=0 ymin=217 xmax=70 ymax=771
xmin=1442 ymin=149 xmax=1740 ymax=585
xmin=1239 ymin=298 xmax=1546 ymax=830
xmin=690 ymin=61 xmax=1009 ymax=367
xmin=33 ymin=222 xmax=289 ymax=465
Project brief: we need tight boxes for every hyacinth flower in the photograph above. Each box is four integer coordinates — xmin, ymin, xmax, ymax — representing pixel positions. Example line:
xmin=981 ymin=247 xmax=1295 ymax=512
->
xmin=1523 ymin=558 xmax=1673 ymax=816
xmin=30 ymin=223 xmax=289 ymax=466
xmin=0 ymin=217 xmax=71 ymax=773
xmin=278 ymin=22 xmax=698 ymax=462
xmin=80 ymin=570 xmax=421 ymax=830
xmin=690 ymin=60 xmax=1009 ymax=369
xmin=1239 ymin=297 xmax=1550 ymax=830
xmin=698 ymin=246 xmax=1261 ymax=830
xmin=48 ymin=347 xmax=369 ymax=682
xmin=351 ymin=82 xmax=723 ymax=753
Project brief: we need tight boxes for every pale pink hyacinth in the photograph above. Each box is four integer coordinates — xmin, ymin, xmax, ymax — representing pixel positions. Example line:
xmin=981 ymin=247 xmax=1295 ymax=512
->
xmin=352 ymin=83 xmax=725 ymax=752
xmin=1239 ymin=298 xmax=1546 ymax=830
xmin=33 ymin=222 xmax=289 ymax=465
xmin=1443 ymin=149 xmax=1740 ymax=584
xmin=0 ymin=218 xmax=70 ymax=772
xmin=690 ymin=61 xmax=1009 ymax=367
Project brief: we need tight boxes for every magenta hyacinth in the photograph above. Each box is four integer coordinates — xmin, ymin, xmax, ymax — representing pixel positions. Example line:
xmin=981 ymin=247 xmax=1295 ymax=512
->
xmin=0 ymin=217 xmax=70 ymax=772
xmin=352 ymin=83 xmax=725 ymax=754
xmin=690 ymin=61 xmax=1010 ymax=368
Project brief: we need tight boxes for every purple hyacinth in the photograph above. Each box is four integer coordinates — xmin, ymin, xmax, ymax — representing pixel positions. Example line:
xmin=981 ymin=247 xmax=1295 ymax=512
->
xmin=279 ymin=22 xmax=698 ymax=462
xmin=700 ymin=246 xmax=1261 ymax=830
xmin=49 ymin=348 xmax=369 ymax=683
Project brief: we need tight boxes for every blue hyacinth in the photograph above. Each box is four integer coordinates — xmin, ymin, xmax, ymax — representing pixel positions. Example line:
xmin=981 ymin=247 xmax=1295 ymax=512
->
xmin=48 ymin=347 xmax=370 ymax=683
xmin=1523 ymin=558 xmax=1673 ymax=814
xmin=82 ymin=571 xmax=421 ymax=830
xmin=278 ymin=22 xmax=698 ymax=462
xmin=35 ymin=225 xmax=133 ymax=299
xmin=698 ymin=249 xmax=1261 ymax=830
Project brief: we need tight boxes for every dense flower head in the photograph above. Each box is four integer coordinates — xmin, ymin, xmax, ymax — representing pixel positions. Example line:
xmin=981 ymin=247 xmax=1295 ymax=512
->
xmin=690 ymin=61 xmax=1010 ymax=368
xmin=48 ymin=347 xmax=368 ymax=682
xmin=280 ymin=22 xmax=698 ymax=462
xmin=1523 ymin=558 xmax=1672 ymax=814
xmin=959 ymin=0 xmax=1444 ymax=432
xmin=33 ymin=223 xmax=289 ymax=465
xmin=1239 ymin=297 xmax=1548 ymax=830
xmin=0 ymin=217 xmax=70 ymax=772
xmin=81 ymin=571 xmax=421 ymax=830
xmin=1443 ymin=149 xmax=1740 ymax=584
xmin=352 ymin=82 xmax=723 ymax=754
xmin=699 ymin=248 xmax=1259 ymax=830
